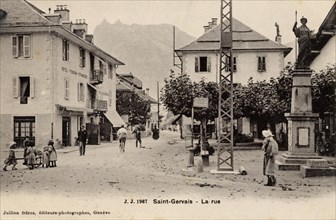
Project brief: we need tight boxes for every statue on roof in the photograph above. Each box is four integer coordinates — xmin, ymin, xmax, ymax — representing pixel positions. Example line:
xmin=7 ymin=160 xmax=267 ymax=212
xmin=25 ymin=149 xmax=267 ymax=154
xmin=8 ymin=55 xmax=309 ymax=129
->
xmin=292 ymin=16 xmax=311 ymax=69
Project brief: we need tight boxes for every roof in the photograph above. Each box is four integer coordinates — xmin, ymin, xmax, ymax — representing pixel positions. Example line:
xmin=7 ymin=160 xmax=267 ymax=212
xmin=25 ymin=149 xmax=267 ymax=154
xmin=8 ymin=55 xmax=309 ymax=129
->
xmin=116 ymin=79 xmax=157 ymax=104
xmin=0 ymin=0 xmax=55 ymax=26
xmin=117 ymin=73 xmax=143 ymax=89
xmin=177 ymin=18 xmax=292 ymax=56
xmin=308 ymin=3 xmax=336 ymax=65
xmin=0 ymin=0 xmax=124 ymax=65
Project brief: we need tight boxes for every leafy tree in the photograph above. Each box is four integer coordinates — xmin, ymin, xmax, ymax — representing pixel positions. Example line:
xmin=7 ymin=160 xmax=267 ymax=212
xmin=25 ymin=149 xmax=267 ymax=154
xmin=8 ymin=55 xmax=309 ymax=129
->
xmin=116 ymin=91 xmax=151 ymax=126
xmin=161 ymin=73 xmax=219 ymax=149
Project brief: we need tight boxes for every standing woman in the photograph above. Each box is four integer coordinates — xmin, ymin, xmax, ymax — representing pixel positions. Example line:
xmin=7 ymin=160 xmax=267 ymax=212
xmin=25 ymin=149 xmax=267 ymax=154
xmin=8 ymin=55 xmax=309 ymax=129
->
xmin=262 ymin=130 xmax=279 ymax=186
xmin=48 ymin=140 xmax=57 ymax=167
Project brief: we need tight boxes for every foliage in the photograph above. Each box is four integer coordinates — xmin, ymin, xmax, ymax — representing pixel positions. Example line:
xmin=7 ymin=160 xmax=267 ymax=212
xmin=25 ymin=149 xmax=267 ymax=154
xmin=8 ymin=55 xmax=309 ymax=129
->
xmin=311 ymin=64 xmax=336 ymax=115
xmin=160 ymin=73 xmax=218 ymax=123
xmin=116 ymin=91 xmax=151 ymax=125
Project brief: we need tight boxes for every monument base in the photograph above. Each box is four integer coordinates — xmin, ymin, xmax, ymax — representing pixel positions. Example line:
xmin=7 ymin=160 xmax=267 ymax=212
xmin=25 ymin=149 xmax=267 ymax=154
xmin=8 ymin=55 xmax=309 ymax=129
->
xmin=300 ymin=159 xmax=336 ymax=177
xmin=275 ymin=151 xmax=322 ymax=171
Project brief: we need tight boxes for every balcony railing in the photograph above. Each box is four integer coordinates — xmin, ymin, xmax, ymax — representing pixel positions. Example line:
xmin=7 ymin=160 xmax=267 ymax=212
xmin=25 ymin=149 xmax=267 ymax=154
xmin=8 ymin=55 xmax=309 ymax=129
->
xmin=90 ymin=70 xmax=104 ymax=85
xmin=87 ymin=99 xmax=108 ymax=112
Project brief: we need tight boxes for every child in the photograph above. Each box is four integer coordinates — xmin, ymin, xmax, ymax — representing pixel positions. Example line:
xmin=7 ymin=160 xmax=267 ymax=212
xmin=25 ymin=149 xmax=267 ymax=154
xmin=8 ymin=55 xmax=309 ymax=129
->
xmin=48 ymin=140 xmax=57 ymax=167
xmin=42 ymin=145 xmax=49 ymax=168
xmin=26 ymin=141 xmax=37 ymax=170
xmin=3 ymin=141 xmax=17 ymax=171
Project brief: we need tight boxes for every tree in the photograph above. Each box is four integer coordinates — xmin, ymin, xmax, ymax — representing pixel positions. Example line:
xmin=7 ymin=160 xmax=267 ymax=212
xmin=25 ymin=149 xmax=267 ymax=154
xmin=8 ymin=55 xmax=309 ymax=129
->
xmin=116 ymin=91 xmax=151 ymax=126
xmin=161 ymin=73 xmax=218 ymax=149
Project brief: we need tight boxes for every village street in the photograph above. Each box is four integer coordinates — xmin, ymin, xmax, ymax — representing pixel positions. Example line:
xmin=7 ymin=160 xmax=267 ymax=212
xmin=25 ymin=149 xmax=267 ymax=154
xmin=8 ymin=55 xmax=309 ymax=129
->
xmin=0 ymin=131 xmax=335 ymax=219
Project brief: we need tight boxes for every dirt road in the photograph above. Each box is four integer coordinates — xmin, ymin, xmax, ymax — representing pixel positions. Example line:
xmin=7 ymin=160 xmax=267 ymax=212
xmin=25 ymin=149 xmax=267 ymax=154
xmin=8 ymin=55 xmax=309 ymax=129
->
xmin=1 ymin=131 xmax=335 ymax=219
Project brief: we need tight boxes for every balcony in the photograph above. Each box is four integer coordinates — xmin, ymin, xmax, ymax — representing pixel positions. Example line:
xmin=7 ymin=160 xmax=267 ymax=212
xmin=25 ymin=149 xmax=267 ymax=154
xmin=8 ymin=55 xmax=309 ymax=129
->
xmin=90 ymin=70 xmax=104 ymax=85
xmin=87 ymin=99 xmax=108 ymax=112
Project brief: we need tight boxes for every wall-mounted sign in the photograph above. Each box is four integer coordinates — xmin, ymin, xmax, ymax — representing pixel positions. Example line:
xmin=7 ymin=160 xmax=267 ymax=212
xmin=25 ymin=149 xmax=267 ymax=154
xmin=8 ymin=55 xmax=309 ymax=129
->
xmin=193 ymin=97 xmax=208 ymax=108
xmin=62 ymin=67 xmax=87 ymax=79
xmin=298 ymin=127 xmax=309 ymax=147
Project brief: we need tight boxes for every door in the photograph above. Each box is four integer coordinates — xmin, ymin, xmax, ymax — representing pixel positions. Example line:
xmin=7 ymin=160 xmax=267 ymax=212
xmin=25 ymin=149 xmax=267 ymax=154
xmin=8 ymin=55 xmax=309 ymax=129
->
xmin=62 ymin=116 xmax=71 ymax=146
xmin=13 ymin=116 xmax=35 ymax=148
xmin=86 ymin=123 xmax=100 ymax=145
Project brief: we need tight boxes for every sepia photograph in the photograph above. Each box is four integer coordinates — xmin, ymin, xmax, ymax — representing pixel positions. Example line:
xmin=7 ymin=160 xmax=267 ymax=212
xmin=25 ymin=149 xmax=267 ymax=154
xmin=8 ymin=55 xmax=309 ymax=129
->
xmin=0 ymin=0 xmax=335 ymax=219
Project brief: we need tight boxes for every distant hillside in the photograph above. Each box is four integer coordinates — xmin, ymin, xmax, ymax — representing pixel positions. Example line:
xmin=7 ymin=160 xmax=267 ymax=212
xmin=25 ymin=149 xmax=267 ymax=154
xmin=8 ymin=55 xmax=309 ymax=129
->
xmin=93 ymin=19 xmax=196 ymax=98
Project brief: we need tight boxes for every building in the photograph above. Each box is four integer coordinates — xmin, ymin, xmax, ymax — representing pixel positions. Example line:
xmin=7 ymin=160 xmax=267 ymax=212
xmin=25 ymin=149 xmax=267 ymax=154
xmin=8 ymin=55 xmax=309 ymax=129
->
xmin=0 ymin=0 xmax=125 ymax=149
xmin=116 ymin=73 xmax=157 ymax=135
xmin=175 ymin=18 xmax=292 ymax=138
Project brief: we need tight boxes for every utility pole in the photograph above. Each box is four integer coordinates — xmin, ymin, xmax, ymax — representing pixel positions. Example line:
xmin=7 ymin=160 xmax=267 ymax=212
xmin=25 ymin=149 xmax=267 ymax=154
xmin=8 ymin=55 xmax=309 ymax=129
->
xmin=157 ymin=81 xmax=160 ymax=132
xmin=215 ymin=0 xmax=234 ymax=172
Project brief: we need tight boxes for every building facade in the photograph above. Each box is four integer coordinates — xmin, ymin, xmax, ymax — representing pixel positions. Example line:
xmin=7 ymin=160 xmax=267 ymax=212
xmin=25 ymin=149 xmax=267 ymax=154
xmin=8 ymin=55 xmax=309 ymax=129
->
xmin=0 ymin=0 xmax=124 ymax=149
xmin=175 ymin=18 xmax=291 ymax=138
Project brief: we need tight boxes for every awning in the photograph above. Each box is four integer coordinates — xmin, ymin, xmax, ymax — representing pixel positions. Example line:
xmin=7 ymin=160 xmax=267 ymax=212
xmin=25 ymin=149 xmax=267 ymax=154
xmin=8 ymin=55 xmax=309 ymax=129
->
xmin=56 ymin=104 xmax=94 ymax=114
xmin=104 ymin=111 xmax=126 ymax=127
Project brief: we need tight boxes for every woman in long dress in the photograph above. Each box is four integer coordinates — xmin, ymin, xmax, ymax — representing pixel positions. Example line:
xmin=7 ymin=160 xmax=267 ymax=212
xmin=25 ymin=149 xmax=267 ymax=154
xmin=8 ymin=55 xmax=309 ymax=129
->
xmin=262 ymin=130 xmax=279 ymax=186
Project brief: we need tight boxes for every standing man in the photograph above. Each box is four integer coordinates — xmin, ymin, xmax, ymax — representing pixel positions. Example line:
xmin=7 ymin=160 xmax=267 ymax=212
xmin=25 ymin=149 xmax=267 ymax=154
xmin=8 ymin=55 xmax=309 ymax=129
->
xmin=262 ymin=130 xmax=279 ymax=186
xmin=132 ymin=125 xmax=142 ymax=148
xmin=78 ymin=125 xmax=88 ymax=156
xmin=117 ymin=125 xmax=127 ymax=153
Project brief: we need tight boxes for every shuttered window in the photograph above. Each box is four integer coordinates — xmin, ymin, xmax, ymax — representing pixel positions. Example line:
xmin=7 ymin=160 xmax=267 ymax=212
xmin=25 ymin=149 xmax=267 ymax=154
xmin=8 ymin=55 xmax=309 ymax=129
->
xmin=225 ymin=57 xmax=237 ymax=72
xmin=65 ymin=78 xmax=70 ymax=100
xmin=79 ymin=47 xmax=85 ymax=67
xmin=12 ymin=35 xmax=31 ymax=58
xmin=62 ymin=39 xmax=69 ymax=61
xmin=13 ymin=76 xmax=35 ymax=104
xmin=195 ymin=56 xmax=211 ymax=72
xmin=257 ymin=56 xmax=266 ymax=72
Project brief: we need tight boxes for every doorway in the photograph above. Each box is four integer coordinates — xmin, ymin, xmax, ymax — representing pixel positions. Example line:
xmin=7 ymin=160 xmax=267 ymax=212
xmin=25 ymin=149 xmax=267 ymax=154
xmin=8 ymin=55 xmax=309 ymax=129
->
xmin=62 ymin=116 xmax=71 ymax=146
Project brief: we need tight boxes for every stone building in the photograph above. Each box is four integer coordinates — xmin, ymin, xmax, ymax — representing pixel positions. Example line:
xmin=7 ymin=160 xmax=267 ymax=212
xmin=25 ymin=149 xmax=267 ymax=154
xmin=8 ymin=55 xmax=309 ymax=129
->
xmin=0 ymin=0 xmax=124 ymax=149
xmin=175 ymin=18 xmax=292 ymax=138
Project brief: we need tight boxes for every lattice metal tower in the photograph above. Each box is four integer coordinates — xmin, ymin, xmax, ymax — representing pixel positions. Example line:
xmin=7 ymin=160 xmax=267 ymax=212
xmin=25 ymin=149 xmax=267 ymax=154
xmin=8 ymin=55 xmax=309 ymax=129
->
xmin=217 ymin=0 xmax=234 ymax=171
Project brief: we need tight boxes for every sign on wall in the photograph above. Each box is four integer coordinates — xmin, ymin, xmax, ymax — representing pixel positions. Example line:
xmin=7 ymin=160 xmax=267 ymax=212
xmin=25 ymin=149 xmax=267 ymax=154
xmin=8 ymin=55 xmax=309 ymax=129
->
xmin=193 ymin=97 xmax=208 ymax=108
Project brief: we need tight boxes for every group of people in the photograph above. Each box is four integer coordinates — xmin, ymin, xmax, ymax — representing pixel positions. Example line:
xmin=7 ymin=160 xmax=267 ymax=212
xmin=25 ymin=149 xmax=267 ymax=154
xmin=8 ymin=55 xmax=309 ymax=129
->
xmin=116 ymin=124 xmax=144 ymax=153
xmin=3 ymin=137 xmax=57 ymax=171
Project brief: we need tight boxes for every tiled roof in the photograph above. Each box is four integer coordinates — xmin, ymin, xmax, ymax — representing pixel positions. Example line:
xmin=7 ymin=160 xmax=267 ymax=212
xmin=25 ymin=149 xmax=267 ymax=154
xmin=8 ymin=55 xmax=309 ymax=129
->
xmin=0 ymin=0 xmax=54 ymax=26
xmin=177 ymin=18 xmax=291 ymax=54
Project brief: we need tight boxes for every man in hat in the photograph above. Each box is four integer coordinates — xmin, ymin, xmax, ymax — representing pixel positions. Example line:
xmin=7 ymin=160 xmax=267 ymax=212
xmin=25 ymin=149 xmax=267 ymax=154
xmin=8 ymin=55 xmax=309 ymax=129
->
xmin=262 ymin=130 xmax=279 ymax=186
xmin=78 ymin=125 xmax=88 ymax=156
xmin=292 ymin=16 xmax=312 ymax=68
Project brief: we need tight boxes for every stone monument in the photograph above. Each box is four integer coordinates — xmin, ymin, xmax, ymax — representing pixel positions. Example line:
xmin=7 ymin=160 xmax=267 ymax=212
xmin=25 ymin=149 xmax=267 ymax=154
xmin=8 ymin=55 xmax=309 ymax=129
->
xmin=275 ymin=17 xmax=335 ymax=177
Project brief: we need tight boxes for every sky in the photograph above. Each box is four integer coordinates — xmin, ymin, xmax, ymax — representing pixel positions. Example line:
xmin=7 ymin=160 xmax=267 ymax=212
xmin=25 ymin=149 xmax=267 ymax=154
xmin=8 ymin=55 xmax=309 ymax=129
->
xmin=30 ymin=0 xmax=334 ymax=44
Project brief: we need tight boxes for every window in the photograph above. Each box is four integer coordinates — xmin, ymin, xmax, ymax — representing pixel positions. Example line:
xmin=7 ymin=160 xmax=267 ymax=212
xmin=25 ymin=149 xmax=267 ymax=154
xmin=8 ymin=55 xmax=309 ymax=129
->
xmin=79 ymin=47 xmax=86 ymax=67
xmin=257 ymin=56 xmax=266 ymax=72
xmin=13 ymin=76 xmax=35 ymax=104
xmin=62 ymin=39 xmax=69 ymax=61
xmin=64 ymin=78 xmax=70 ymax=100
xmin=12 ymin=35 xmax=31 ymax=58
xmin=195 ymin=56 xmax=211 ymax=72
xmin=78 ymin=82 xmax=85 ymax=101
xmin=14 ymin=117 xmax=35 ymax=148
xmin=225 ymin=57 xmax=237 ymax=72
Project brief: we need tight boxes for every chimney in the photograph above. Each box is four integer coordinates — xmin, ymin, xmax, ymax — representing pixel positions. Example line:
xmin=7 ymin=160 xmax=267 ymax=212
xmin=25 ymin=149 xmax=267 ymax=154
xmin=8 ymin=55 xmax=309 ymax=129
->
xmin=54 ymin=5 xmax=69 ymax=21
xmin=274 ymin=22 xmax=282 ymax=44
xmin=145 ymin=88 xmax=149 ymax=95
xmin=72 ymin=19 xmax=88 ymax=39
xmin=62 ymin=20 xmax=72 ymax=31
xmin=204 ymin=25 xmax=210 ymax=33
xmin=211 ymin=18 xmax=218 ymax=26
xmin=85 ymin=34 xmax=94 ymax=44
xmin=45 ymin=13 xmax=61 ymax=24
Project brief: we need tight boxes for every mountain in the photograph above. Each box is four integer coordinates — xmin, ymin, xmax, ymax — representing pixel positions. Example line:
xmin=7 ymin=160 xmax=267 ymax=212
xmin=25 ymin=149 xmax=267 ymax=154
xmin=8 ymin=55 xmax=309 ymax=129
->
xmin=93 ymin=19 xmax=196 ymax=98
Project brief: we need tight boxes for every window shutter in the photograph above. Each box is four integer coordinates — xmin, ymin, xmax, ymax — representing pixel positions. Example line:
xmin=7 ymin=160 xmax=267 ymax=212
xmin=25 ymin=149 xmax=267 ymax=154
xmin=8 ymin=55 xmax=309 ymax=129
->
xmin=12 ymin=36 xmax=18 ymax=57
xmin=77 ymin=83 xmax=80 ymax=101
xmin=207 ymin=57 xmax=211 ymax=72
xmin=13 ymin=77 xmax=18 ymax=98
xmin=67 ymin=42 xmax=69 ymax=61
xmin=64 ymin=79 xmax=68 ymax=100
xmin=81 ymin=85 xmax=85 ymax=101
xmin=195 ymin=57 xmax=199 ymax=72
xmin=30 ymin=77 xmax=35 ymax=98
xmin=257 ymin=57 xmax=261 ymax=71
xmin=23 ymin=35 xmax=31 ymax=58
xmin=263 ymin=57 xmax=266 ymax=71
